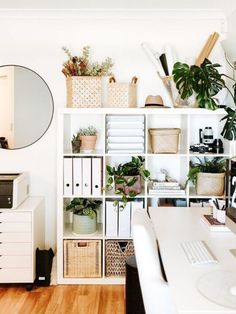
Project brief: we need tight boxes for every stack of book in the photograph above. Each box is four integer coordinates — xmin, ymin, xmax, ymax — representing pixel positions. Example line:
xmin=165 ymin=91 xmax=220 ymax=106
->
xmin=106 ymin=115 xmax=145 ymax=154
xmin=148 ymin=180 xmax=186 ymax=197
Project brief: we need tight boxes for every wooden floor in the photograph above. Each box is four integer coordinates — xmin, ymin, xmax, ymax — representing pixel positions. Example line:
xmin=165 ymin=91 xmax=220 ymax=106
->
xmin=0 ymin=284 xmax=125 ymax=314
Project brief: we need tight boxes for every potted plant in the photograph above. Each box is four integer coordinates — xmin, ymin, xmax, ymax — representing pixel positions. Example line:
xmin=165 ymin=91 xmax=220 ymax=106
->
xmin=106 ymin=156 xmax=151 ymax=207
xmin=78 ymin=126 xmax=97 ymax=152
xmin=187 ymin=157 xmax=226 ymax=196
xmin=71 ymin=133 xmax=81 ymax=153
xmin=62 ymin=46 xmax=113 ymax=108
xmin=172 ymin=58 xmax=236 ymax=140
xmin=66 ymin=198 xmax=102 ymax=234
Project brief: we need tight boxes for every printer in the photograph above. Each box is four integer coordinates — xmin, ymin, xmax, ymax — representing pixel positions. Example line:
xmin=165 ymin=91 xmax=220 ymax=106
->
xmin=0 ymin=173 xmax=29 ymax=209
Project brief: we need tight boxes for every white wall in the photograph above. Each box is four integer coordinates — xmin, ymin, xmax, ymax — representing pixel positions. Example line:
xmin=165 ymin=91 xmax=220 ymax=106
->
xmin=0 ymin=9 xmax=228 ymax=249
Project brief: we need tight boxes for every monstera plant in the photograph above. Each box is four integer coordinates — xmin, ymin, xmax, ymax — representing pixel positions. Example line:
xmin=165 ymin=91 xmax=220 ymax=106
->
xmin=172 ymin=59 xmax=236 ymax=140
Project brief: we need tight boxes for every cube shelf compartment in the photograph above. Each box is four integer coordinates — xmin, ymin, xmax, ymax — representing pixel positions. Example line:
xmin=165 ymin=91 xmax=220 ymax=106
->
xmin=57 ymin=107 xmax=231 ymax=284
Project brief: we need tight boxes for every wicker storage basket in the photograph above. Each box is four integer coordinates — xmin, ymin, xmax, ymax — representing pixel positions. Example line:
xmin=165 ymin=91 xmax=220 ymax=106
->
xmin=105 ymin=240 xmax=135 ymax=277
xmin=66 ymin=76 xmax=102 ymax=108
xmin=149 ymin=128 xmax=181 ymax=154
xmin=63 ymin=239 xmax=102 ymax=278
xmin=106 ymin=76 xmax=138 ymax=108
xmin=196 ymin=172 xmax=225 ymax=196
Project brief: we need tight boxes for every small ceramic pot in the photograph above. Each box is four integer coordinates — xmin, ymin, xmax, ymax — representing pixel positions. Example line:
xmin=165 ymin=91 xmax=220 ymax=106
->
xmin=71 ymin=140 xmax=81 ymax=153
xmin=73 ymin=214 xmax=97 ymax=235
xmin=80 ymin=135 xmax=97 ymax=152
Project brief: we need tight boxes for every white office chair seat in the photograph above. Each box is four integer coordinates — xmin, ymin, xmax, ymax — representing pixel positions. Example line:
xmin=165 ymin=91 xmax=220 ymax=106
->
xmin=132 ymin=209 xmax=177 ymax=314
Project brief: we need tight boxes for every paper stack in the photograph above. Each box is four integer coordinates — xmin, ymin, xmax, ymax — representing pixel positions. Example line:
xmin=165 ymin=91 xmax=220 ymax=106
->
xmin=106 ymin=115 xmax=145 ymax=154
xmin=148 ymin=180 xmax=186 ymax=197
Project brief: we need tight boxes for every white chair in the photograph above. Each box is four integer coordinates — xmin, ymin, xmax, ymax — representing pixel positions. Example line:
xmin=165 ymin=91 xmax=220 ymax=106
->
xmin=132 ymin=209 xmax=177 ymax=314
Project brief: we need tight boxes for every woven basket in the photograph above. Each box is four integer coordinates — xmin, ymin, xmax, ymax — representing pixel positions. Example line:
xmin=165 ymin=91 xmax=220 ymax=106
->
xmin=63 ymin=239 xmax=102 ymax=278
xmin=105 ymin=240 xmax=134 ymax=277
xmin=106 ymin=76 xmax=138 ymax=108
xmin=66 ymin=76 xmax=102 ymax=108
xmin=149 ymin=128 xmax=181 ymax=153
xmin=196 ymin=172 xmax=225 ymax=196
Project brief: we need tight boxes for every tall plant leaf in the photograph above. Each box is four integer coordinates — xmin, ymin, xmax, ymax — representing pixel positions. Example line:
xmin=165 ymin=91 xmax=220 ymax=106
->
xmin=221 ymin=107 xmax=236 ymax=140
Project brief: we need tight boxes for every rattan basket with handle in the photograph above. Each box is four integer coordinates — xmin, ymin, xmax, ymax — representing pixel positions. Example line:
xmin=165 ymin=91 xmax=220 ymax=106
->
xmin=64 ymin=239 xmax=102 ymax=278
xmin=196 ymin=172 xmax=225 ymax=196
xmin=66 ymin=76 xmax=102 ymax=108
xmin=106 ymin=76 xmax=138 ymax=108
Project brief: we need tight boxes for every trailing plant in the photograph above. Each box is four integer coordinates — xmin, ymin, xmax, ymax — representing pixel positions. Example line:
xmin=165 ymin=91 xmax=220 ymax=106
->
xmin=78 ymin=126 xmax=97 ymax=136
xmin=66 ymin=198 xmax=102 ymax=219
xmin=106 ymin=156 xmax=151 ymax=207
xmin=62 ymin=46 xmax=113 ymax=77
xmin=186 ymin=157 xmax=226 ymax=186
xmin=172 ymin=58 xmax=236 ymax=140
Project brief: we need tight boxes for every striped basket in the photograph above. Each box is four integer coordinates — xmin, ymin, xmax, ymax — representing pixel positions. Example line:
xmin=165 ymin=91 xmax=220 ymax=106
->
xmin=105 ymin=240 xmax=135 ymax=277
xmin=66 ymin=76 xmax=102 ymax=108
xmin=64 ymin=239 xmax=102 ymax=278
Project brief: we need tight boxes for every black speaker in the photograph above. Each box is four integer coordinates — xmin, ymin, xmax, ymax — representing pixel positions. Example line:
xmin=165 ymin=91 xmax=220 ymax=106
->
xmin=35 ymin=248 xmax=54 ymax=286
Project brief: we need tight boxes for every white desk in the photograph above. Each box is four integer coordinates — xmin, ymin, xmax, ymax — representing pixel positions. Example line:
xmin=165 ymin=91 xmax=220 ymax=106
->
xmin=149 ymin=206 xmax=236 ymax=314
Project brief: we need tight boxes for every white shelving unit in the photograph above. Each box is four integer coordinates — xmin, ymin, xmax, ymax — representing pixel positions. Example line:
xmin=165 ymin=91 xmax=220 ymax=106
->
xmin=57 ymin=107 xmax=232 ymax=284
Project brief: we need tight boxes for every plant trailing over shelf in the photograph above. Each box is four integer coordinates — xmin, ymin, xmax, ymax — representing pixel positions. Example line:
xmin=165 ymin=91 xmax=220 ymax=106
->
xmin=62 ymin=46 xmax=113 ymax=77
xmin=172 ymin=58 xmax=236 ymax=140
xmin=66 ymin=198 xmax=102 ymax=219
xmin=106 ymin=156 xmax=151 ymax=207
xmin=186 ymin=156 xmax=226 ymax=186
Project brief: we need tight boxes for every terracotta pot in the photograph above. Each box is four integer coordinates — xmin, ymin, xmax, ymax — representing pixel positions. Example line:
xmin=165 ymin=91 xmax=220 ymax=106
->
xmin=115 ymin=175 xmax=142 ymax=194
xmin=80 ymin=135 xmax=97 ymax=152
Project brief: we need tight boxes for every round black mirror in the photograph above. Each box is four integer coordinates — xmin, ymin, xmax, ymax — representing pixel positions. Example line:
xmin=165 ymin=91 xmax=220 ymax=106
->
xmin=0 ymin=65 xmax=54 ymax=150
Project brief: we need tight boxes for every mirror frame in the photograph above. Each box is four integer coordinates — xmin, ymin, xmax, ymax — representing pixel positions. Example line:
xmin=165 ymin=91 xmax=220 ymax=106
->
xmin=0 ymin=64 xmax=54 ymax=150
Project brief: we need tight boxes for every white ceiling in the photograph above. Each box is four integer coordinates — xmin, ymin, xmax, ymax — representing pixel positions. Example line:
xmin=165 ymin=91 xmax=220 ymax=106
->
xmin=0 ymin=0 xmax=235 ymax=16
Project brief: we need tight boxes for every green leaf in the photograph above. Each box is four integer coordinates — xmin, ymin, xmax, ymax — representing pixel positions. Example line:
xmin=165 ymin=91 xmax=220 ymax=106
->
xmin=221 ymin=108 xmax=236 ymax=140
xmin=128 ymin=191 xmax=137 ymax=198
xmin=106 ymin=165 xmax=113 ymax=175
xmin=113 ymin=200 xmax=119 ymax=207
xmin=115 ymin=189 xmax=123 ymax=194
xmin=114 ymin=177 xmax=125 ymax=184
xmin=126 ymin=177 xmax=137 ymax=186
xmin=107 ymin=176 xmax=113 ymax=185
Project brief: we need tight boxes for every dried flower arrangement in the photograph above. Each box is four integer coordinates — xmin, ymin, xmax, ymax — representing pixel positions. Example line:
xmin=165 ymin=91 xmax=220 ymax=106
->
xmin=62 ymin=46 xmax=113 ymax=77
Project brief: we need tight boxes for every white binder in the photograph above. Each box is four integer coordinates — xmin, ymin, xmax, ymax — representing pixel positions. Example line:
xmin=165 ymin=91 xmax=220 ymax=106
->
xmin=106 ymin=201 xmax=118 ymax=237
xmin=118 ymin=202 xmax=131 ymax=238
xmin=82 ymin=158 xmax=92 ymax=195
xmin=92 ymin=158 xmax=102 ymax=196
xmin=130 ymin=200 xmax=144 ymax=236
xmin=63 ymin=157 xmax=73 ymax=196
xmin=73 ymin=158 xmax=82 ymax=196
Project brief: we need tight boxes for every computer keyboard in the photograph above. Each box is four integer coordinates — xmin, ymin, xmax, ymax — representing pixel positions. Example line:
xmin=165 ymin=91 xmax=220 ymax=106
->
xmin=181 ymin=240 xmax=218 ymax=265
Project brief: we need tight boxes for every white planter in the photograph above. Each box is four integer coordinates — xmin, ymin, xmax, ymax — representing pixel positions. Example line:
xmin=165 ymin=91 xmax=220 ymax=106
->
xmin=216 ymin=210 xmax=226 ymax=224
xmin=72 ymin=214 xmax=97 ymax=235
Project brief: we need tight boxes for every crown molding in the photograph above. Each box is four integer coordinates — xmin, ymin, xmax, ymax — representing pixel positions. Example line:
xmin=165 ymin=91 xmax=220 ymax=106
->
xmin=0 ymin=8 xmax=226 ymax=21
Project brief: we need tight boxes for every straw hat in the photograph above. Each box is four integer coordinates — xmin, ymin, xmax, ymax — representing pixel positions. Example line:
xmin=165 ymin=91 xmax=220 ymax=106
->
xmin=145 ymin=95 xmax=164 ymax=107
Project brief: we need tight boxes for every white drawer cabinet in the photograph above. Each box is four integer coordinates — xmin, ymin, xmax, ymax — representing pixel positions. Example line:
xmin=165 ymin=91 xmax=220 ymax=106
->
xmin=0 ymin=197 xmax=44 ymax=284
